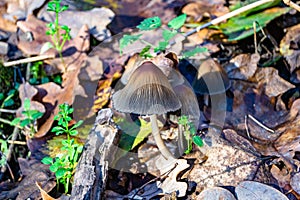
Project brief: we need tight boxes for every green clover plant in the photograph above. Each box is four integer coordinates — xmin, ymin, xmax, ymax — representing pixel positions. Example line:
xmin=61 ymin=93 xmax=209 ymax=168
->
xmin=119 ymin=14 xmax=207 ymax=58
xmin=41 ymin=103 xmax=83 ymax=194
xmin=44 ymin=0 xmax=71 ymax=70
xmin=10 ymin=98 xmax=44 ymax=137
xmin=178 ymin=115 xmax=203 ymax=154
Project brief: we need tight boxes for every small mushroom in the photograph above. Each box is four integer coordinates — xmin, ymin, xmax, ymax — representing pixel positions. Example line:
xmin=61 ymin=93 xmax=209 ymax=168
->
xmin=112 ymin=61 xmax=181 ymax=159
xmin=193 ymin=58 xmax=230 ymax=95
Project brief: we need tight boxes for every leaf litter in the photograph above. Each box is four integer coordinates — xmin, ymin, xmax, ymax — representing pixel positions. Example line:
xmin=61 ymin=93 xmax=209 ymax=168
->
xmin=1 ymin=0 xmax=300 ymax=199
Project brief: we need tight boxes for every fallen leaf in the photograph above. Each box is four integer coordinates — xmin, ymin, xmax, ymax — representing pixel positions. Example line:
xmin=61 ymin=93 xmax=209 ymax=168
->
xmin=182 ymin=0 xmax=229 ymax=22
xmin=235 ymin=181 xmax=289 ymax=200
xmin=36 ymin=182 xmax=57 ymax=200
xmin=225 ymin=53 xmax=260 ymax=80
xmin=39 ymin=7 xmax=115 ymax=41
xmin=255 ymin=67 xmax=295 ymax=97
xmin=270 ymin=164 xmax=291 ymax=189
xmin=0 ymin=158 xmax=56 ymax=200
xmin=155 ymin=157 xmax=190 ymax=197
xmin=4 ymin=0 xmax=46 ymax=22
xmin=280 ymin=23 xmax=300 ymax=72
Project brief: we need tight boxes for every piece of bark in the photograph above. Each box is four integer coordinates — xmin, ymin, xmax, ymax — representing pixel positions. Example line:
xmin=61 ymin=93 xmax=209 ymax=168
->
xmin=65 ymin=108 xmax=119 ymax=200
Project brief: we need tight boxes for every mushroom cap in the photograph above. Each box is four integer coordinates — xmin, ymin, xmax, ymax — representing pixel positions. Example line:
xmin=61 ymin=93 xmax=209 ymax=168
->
xmin=173 ymin=83 xmax=200 ymax=127
xmin=112 ymin=61 xmax=182 ymax=115
xmin=193 ymin=59 xmax=230 ymax=95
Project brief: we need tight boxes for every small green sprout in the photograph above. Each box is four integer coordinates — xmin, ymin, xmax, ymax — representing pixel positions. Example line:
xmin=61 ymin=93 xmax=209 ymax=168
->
xmin=41 ymin=103 xmax=83 ymax=194
xmin=10 ymin=98 xmax=44 ymax=137
xmin=44 ymin=0 xmax=71 ymax=71
xmin=178 ymin=115 xmax=203 ymax=154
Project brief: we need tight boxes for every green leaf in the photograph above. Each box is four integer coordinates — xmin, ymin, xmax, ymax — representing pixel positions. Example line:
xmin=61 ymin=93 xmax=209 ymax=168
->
xmin=60 ymin=5 xmax=69 ymax=12
xmin=69 ymin=130 xmax=78 ymax=136
xmin=51 ymin=126 xmax=65 ymax=132
xmin=32 ymin=111 xmax=43 ymax=120
xmin=219 ymin=7 xmax=290 ymax=41
xmin=119 ymin=34 xmax=142 ymax=54
xmin=24 ymin=98 xmax=31 ymax=111
xmin=136 ymin=16 xmax=162 ymax=30
xmin=168 ymin=14 xmax=186 ymax=30
xmin=193 ymin=136 xmax=204 ymax=147
xmin=0 ymin=93 xmax=4 ymax=101
xmin=154 ymin=41 xmax=168 ymax=52
xmin=178 ymin=115 xmax=189 ymax=125
xmin=3 ymin=99 xmax=14 ymax=107
xmin=55 ymin=168 xmax=68 ymax=179
xmin=20 ymin=118 xmax=31 ymax=127
xmin=182 ymin=46 xmax=208 ymax=58
xmin=162 ymin=29 xmax=177 ymax=42
xmin=11 ymin=118 xmax=21 ymax=126
xmin=61 ymin=139 xmax=69 ymax=146
xmin=41 ymin=157 xmax=53 ymax=165
xmin=49 ymin=164 xmax=58 ymax=172
xmin=139 ymin=45 xmax=153 ymax=58
xmin=70 ymin=120 xmax=83 ymax=130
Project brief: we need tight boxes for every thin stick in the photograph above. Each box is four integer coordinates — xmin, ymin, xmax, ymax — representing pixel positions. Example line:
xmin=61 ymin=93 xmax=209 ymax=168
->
xmin=0 ymin=127 xmax=19 ymax=176
xmin=283 ymin=0 xmax=300 ymax=12
xmin=182 ymin=0 xmax=273 ymax=38
xmin=0 ymin=117 xmax=22 ymax=129
xmin=253 ymin=21 xmax=258 ymax=54
xmin=247 ymin=114 xmax=275 ymax=133
xmin=244 ymin=115 xmax=251 ymax=139
xmin=0 ymin=108 xmax=17 ymax=114
xmin=3 ymin=54 xmax=55 ymax=67
xmin=7 ymin=140 xmax=26 ymax=145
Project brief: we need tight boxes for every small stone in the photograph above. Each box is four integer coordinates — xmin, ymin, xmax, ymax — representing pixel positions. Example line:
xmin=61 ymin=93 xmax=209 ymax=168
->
xmin=0 ymin=41 xmax=9 ymax=55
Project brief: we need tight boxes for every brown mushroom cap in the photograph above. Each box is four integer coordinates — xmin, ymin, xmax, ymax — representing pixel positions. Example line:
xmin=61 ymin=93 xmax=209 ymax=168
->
xmin=112 ymin=61 xmax=182 ymax=115
xmin=193 ymin=59 xmax=230 ymax=95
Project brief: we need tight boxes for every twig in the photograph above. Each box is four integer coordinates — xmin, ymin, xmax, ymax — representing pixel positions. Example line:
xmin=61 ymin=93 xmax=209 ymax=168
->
xmin=0 ymin=108 xmax=17 ymax=114
xmin=182 ymin=0 xmax=274 ymax=38
xmin=244 ymin=115 xmax=251 ymax=139
xmin=0 ymin=127 xmax=19 ymax=177
xmin=3 ymin=54 xmax=55 ymax=67
xmin=0 ymin=117 xmax=22 ymax=129
xmin=7 ymin=140 xmax=26 ymax=145
xmin=283 ymin=0 xmax=300 ymax=12
xmin=253 ymin=21 xmax=258 ymax=54
xmin=247 ymin=114 xmax=275 ymax=133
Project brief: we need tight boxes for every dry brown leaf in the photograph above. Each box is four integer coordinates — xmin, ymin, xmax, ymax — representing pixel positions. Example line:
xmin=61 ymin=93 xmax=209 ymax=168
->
xmin=38 ymin=7 xmax=114 ymax=41
xmin=270 ymin=164 xmax=291 ymax=188
xmin=4 ymin=0 xmax=45 ymax=22
xmin=155 ymin=157 xmax=190 ymax=197
xmin=182 ymin=0 xmax=229 ymax=22
xmin=0 ymin=5 xmax=17 ymax=32
xmin=189 ymin=128 xmax=262 ymax=191
xmin=255 ymin=67 xmax=295 ymax=97
xmin=36 ymin=182 xmax=57 ymax=200
xmin=280 ymin=23 xmax=300 ymax=72
xmin=225 ymin=53 xmax=260 ymax=80
xmin=17 ymin=14 xmax=55 ymax=56
xmin=0 ymin=158 xmax=56 ymax=200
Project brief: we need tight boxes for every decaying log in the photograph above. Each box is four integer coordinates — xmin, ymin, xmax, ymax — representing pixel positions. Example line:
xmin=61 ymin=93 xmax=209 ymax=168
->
xmin=68 ymin=109 xmax=120 ymax=200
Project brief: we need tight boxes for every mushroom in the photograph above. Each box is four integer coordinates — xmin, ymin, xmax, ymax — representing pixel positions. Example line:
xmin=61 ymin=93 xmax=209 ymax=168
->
xmin=193 ymin=58 xmax=230 ymax=96
xmin=112 ymin=61 xmax=181 ymax=159
xmin=192 ymin=58 xmax=230 ymax=124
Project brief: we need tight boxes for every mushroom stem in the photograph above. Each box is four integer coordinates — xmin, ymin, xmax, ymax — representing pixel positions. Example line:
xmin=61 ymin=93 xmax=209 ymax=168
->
xmin=150 ymin=114 xmax=175 ymax=160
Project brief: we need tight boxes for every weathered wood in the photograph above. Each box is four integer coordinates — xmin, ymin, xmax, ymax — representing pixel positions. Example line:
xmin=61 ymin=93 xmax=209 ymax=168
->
xmin=68 ymin=109 xmax=119 ymax=200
